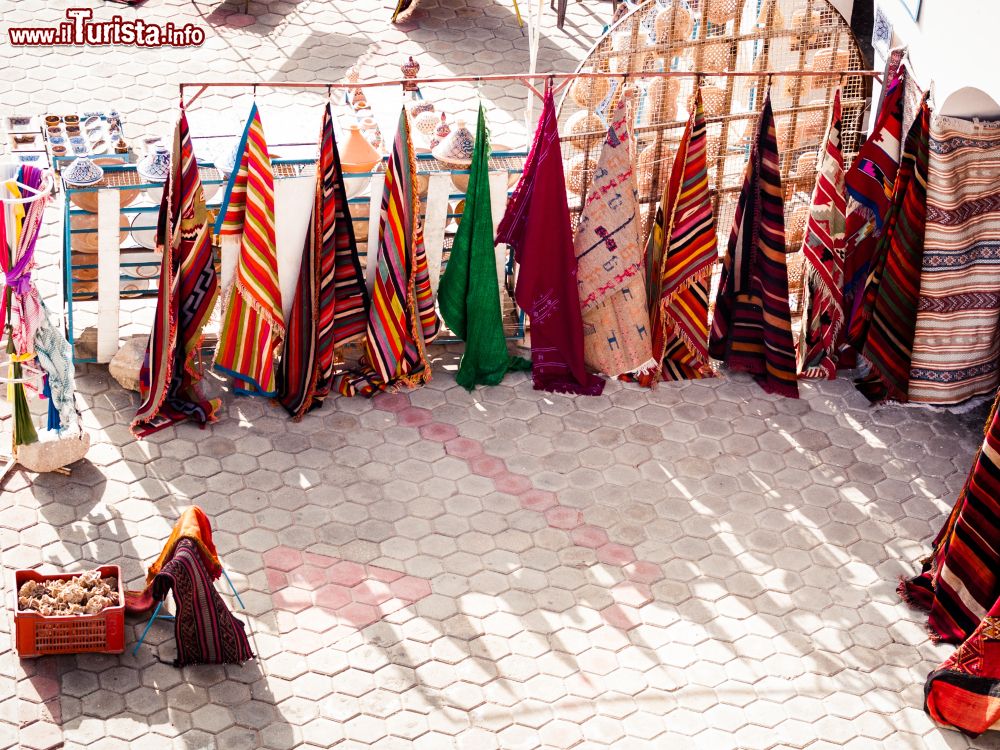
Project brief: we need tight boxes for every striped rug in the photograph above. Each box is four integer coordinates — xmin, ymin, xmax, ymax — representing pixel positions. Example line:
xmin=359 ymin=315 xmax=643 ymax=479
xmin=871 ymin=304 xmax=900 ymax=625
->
xmin=854 ymin=100 xmax=931 ymax=403
xmin=213 ymin=103 xmax=284 ymax=397
xmin=133 ymin=108 xmax=220 ymax=436
xmin=642 ymin=89 xmax=718 ymax=384
xmin=908 ymin=116 xmax=1000 ymax=404
xmin=277 ymin=103 xmax=368 ymax=418
xmin=337 ymin=108 xmax=440 ymax=397
xmin=708 ymin=91 xmax=799 ymax=399
xmin=901 ymin=391 xmax=1000 ymax=735
xmin=798 ymin=88 xmax=847 ymax=380
xmin=842 ymin=70 xmax=905 ymax=341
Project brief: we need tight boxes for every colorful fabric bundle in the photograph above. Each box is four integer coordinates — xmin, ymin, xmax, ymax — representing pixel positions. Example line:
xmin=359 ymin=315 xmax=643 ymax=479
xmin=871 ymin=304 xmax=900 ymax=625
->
xmin=277 ymin=103 xmax=369 ymax=418
xmin=125 ymin=505 xmax=223 ymax=614
xmin=842 ymin=70 xmax=905 ymax=338
xmin=901 ymin=392 xmax=1000 ymax=736
xmin=437 ymin=104 xmax=530 ymax=390
xmin=708 ymin=92 xmax=799 ymax=399
xmin=639 ymin=89 xmax=718 ymax=384
xmin=798 ymin=89 xmax=847 ymax=380
xmin=337 ymin=109 xmax=440 ymax=397
xmin=496 ymin=88 xmax=604 ymax=396
xmin=213 ymin=103 xmax=284 ymax=397
xmin=573 ymin=97 xmax=655 ymax=378
xmin=854 ymin=101 xmax=931 ymax=403
xmin=3 ymin=166 xmax=80 ymax=440
xmin=151 ymin=538 xmax=253 ymax=667
xmin=133 ymin=109 xmax=220 ymax=436
xmin=908 ymin=117 xmax=1000 ymax=405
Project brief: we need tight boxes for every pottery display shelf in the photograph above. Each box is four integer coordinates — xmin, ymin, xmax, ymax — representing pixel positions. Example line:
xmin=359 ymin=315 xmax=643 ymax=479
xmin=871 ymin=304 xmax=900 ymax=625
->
xmin=62 ymin=152 xmax=528 ymax=364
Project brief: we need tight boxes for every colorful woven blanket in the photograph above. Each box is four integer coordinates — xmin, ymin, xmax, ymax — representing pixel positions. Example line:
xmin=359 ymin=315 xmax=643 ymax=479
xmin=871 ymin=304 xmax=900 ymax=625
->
xmin=152 ymin=538 xmax=253 ymax=667
xmin=908 ymin=116 xmax=1000 ymax=404
xmin=854 ymin=100 xmax=930 ymax=403
xmin=133 ymin=108 xmax=220 ymax=436
xmin=125 ymin=505 xmax=222 ymax=614
xmin=798 ymin=88 xmax=847 ymax=380
xmin=337 ymin=108 xmax=440 ymax=397
xmin=214 ymin=103 xmax=284 ymax=397
xmin=496 ymin=88 xmax=604 ymax=396
xmin=438 ymin=104 xmax=530 ymax=390
xmin=639 ymin=89 xmax=718 ymax=384
xmin=901 ymin=391 xmax=1000 ymax=735
xmin=277 ymin=103 xmax=369 ymax=418
xmin=573 ymin=97 xmax=654 ymax=378
xmin=842 ymin=70 xmax=905 ymax=340
xmin=708 ymin=92 xmax=799 ymax=399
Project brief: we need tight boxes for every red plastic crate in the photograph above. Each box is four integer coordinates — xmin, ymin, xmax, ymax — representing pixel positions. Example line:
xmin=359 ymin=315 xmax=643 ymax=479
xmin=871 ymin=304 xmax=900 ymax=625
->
xmin=13 ymin=566 xmax=125 ymax=658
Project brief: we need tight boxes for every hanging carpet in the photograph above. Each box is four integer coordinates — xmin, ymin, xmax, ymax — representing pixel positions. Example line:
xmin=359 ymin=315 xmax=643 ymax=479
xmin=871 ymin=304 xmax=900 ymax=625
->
xmin=708 ymin=91 xmax=799 ymax=399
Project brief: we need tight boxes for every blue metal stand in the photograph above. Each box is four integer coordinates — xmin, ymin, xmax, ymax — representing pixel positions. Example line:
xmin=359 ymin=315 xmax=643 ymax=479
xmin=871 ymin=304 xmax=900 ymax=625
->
xmin=131 ymin=567 xmax=245 ymax=656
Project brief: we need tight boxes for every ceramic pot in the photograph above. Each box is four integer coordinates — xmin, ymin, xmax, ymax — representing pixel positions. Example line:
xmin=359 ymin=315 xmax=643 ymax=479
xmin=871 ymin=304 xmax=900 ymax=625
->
xmin=137 ymin=145 xmax=170 ymax=182
xmin=341 ymin=124 xmax=381 ymax=173
xmin=63 ymin=156 xmax=105 ymax=186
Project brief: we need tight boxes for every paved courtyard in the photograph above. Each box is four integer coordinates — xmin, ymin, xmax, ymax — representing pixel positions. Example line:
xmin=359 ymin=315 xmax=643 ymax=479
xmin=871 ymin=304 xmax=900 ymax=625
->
xmin=4 ymin=0 xmax=1000 ymax=748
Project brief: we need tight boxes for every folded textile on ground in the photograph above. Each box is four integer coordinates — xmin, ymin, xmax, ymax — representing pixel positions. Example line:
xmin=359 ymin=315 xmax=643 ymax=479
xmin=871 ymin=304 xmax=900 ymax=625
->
xmin=901 ymin=391 xmax=1000 ymax=736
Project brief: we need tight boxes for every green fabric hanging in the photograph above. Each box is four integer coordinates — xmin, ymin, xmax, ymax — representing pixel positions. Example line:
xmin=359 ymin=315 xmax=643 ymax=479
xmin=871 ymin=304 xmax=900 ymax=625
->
xmin=438 ymin=104 xmax=529 ymax=390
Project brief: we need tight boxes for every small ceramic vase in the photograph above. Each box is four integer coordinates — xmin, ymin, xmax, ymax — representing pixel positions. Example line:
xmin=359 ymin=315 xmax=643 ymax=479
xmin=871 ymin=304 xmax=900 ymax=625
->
xmin=401 ymin=56 xmax=420 ymax=92
xmin=430 ymin=113 xmax=451 ymax=150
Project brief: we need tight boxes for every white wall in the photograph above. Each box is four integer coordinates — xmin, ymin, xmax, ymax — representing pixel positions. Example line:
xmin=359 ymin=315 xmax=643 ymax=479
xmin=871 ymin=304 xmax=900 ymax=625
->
xmin=875 ymin=0 xmax=1000 ymax=118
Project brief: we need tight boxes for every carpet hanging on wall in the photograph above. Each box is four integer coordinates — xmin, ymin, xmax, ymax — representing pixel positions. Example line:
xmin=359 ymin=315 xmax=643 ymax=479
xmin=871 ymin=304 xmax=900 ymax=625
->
xmin=842 ymin=68 xmax=906 ymax=344
xmin=908 ymin=116 xmax=1000 ymax=405
xmin=798 ymin=88 xmax=847 ymax=380
xmin=277 ymin=102 xmax=369 ymax=418
xmin=572 ymin=96 xmax=655 ymax=379
xmin=708 ymin=90 xmax=799 ymax=399
xmin=133 ymin=107 xmax=220 ymax=437
xmin=853 ymin=99 xmax=931 ymax=403
xmin=213 ymin=103 xmax=284 ymax=397
xmin=495 ymin=87 xmax=604 ymax=396
xmin=636 ymin=88 xmax=718 ymax=385
xmin=336 ymin=108 xmax=440 ymax=397
xmin=437 ymin=103 xmax=530 ymax=390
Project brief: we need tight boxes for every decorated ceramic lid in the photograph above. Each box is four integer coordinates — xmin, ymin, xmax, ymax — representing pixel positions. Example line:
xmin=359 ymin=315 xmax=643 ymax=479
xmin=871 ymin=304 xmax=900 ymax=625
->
xmin=432 ymin=118 xmax=474 ymax=165
xmin=63 ymin=156 xmax=104 ymax=186
xmin=137 ymin=145 xmax=171 ymax=182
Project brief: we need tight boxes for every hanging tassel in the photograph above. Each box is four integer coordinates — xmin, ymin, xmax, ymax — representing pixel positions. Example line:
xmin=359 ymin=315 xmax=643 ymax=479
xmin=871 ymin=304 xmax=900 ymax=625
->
xmin=6 ymin=334 xmax=37 ymax=447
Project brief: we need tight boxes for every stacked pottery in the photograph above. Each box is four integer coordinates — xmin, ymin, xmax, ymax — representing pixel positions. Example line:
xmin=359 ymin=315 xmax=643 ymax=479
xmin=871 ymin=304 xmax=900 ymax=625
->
xmin=341 ymin=123 xmax=382 ymax=199
xmin=430 ymin=114 xmax=450 ymax=151
xmin=432 ymin=118 xmax=475 ymax=192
